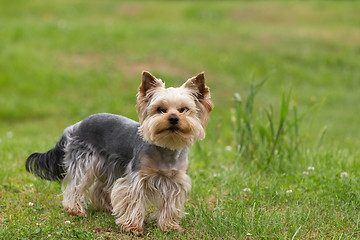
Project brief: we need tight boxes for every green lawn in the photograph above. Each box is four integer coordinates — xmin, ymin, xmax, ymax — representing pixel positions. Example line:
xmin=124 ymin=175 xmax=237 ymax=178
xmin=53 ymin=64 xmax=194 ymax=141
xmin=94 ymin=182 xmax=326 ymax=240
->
xmin=1 ymin=1 xmax=359 ymax=239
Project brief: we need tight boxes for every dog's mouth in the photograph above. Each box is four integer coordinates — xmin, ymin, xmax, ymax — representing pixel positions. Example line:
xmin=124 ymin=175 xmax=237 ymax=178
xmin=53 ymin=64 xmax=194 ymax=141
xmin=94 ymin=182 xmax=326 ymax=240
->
xmin=167 ymin=126 xmax=179 ymax=132
xmin=156 ymin=126 xmax=181 ymax=135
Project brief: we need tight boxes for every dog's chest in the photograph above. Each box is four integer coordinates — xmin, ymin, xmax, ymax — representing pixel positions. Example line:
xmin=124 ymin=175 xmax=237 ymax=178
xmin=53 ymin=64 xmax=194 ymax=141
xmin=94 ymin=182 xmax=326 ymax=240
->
xmin=139 ymin=147 xmax=189 ymax=172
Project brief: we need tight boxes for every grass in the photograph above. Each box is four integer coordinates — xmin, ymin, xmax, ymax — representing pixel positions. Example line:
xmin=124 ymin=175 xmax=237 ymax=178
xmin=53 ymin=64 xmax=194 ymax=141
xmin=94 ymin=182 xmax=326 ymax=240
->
xmin=1 ymin=1 xmax=360 ymax=239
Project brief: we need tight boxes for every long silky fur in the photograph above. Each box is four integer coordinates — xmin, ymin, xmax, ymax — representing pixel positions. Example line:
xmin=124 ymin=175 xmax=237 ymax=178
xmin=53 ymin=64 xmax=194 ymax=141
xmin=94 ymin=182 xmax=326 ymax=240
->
xmin=25 ymin=135 xmax=67 ymax=181
xmin=61 ymin=130 xmax=130 ymax=216
xmin=111 ymin=168 xmax=191 ymax=232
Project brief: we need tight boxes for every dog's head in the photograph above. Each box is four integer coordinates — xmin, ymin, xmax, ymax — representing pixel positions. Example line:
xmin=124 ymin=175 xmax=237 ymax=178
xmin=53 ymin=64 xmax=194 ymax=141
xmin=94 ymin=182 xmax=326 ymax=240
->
xmin=137 ymin=71 xmax=213 ymax=150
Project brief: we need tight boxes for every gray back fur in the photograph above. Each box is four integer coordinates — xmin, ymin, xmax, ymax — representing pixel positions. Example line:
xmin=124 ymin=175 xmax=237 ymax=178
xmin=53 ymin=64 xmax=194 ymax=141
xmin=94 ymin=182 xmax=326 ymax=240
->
xmin=64 ymin=113 xmax=189 ymax=190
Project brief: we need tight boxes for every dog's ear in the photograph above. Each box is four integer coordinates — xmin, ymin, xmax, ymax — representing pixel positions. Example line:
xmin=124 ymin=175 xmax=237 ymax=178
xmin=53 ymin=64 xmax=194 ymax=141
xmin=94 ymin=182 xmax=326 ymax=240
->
xmin=137 ymin=71 xmax=165 ymax=123
xmin=183 ymin=72 xmax=210 ymax=100
xmin=138 ymin=71 xmax=164 ymax=98
xmin=183 ymin=72 xmax=214 ymax=126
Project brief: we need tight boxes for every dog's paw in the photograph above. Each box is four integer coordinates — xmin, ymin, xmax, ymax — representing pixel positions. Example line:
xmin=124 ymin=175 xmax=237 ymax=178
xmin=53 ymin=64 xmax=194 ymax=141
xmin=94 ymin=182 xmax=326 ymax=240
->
xmin=64 ymin=207 xmax=87 ymax=217
xmin=121 ymin=225 xmax=144 ymax=235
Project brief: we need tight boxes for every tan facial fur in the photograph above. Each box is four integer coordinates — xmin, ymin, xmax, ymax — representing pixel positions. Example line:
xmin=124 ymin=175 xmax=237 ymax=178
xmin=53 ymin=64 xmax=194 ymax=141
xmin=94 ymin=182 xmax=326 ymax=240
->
xmin=137 ymin=71 xmax=213 ymax=150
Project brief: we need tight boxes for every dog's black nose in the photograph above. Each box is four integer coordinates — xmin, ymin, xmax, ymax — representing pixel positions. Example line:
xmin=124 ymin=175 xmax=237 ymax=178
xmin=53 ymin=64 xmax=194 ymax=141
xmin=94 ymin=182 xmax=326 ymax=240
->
xmin=168 ymin=115 xmax=179 ymax=125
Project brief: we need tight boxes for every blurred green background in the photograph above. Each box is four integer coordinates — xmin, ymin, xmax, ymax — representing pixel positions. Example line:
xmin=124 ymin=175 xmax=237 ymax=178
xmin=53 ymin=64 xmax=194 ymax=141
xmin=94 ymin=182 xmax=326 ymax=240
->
xmin=1 ymin=1 xmax=359 ymax=150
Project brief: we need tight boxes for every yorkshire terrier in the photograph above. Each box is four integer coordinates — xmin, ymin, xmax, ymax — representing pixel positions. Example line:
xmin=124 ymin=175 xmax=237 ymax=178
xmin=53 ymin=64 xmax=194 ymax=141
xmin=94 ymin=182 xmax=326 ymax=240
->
xmin=26 ymin=71 xmax=213 ymax=234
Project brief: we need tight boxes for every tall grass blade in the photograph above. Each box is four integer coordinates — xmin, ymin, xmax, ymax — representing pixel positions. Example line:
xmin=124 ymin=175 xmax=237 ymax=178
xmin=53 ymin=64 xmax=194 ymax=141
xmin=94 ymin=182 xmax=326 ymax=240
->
xmin=291 ymin=226 xmax=302 ymax=240
xmin=314 ymin=126 xmax=327 ymax=150
xmin=267 ymin=90 xmax=291 ymax=163
xmin=266 ymin=106 xmax=275 ymax=139
xmin=232 ymin=74 xmax=323 ymax=170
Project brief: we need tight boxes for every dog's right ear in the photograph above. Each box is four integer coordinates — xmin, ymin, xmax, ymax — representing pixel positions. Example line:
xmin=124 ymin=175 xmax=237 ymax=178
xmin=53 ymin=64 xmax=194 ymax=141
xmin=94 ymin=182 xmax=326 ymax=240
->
xmin=138 ymin=71 xmax=165 ymax=98
xmin=137 ymin=71 xmax=165 ymax=123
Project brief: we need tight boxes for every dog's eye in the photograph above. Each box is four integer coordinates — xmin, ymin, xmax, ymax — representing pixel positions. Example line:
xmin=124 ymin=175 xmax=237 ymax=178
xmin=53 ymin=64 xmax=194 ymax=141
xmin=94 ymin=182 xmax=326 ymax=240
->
xmin=157 ymin=107 xmax=167 ymax=113
xmin=179 ymin=107 xmax=189 ymax=113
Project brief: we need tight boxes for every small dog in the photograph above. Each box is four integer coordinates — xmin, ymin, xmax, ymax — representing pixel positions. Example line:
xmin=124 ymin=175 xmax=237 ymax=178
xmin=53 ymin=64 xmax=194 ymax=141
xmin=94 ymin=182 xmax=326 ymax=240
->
xmin=26 ymin=71 xmax=213 ymax=234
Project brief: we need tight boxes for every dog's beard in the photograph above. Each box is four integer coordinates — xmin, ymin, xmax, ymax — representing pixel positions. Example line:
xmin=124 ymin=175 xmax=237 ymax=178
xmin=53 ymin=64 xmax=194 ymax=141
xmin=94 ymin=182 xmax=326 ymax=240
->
xmin=139 ymin=114 xmax=205 ymax=150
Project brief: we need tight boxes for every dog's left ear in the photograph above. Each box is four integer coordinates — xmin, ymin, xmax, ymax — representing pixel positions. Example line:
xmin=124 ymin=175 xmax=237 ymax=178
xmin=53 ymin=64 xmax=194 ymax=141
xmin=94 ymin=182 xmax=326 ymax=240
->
xmin=182 ymin=72 xmax=210 ymax=101
xmin=183 ymin=72 xmax=214 ymax=126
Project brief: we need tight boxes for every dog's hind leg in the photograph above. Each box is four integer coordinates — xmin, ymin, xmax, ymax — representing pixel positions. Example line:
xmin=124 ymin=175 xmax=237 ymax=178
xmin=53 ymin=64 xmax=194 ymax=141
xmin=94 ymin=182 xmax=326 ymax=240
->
xmin=89 ymin=181 xmax=112 ymax=212
xmin=62 ymin=143 xmax=96 ymax=217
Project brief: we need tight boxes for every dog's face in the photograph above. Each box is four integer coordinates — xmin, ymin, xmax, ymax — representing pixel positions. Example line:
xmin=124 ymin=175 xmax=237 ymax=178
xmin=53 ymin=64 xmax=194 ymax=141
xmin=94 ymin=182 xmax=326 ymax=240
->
xmin=137 ymin=71 xmax=213 ymax=150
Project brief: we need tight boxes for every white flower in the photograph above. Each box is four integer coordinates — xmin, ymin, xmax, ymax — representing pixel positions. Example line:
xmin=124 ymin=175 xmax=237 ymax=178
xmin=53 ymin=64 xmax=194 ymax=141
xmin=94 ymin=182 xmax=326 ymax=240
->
xmin=246 ymin=233 xmax=252 ymax=236
xmin=213 ymin=173 xmax=220 ymax=177
xmin=286 ymin=190 xmax=293 ymax=194
xmin=234 ymin=93 xmax=242 ymax=103
xmin=243 ymin=188 xmax=251 ymax=192
xmin=303 ymin=171 xmax=309 ymax=175
xmin=36 ymin=223 xmax=41 ymax=226
xmin=307 ymin=166 xmax=315 ymax=171
xmin=28 ymin=202 xmax=34 ymax=206
xmin=341 ymin=172 xmax=349 ymax=178
xmin=225 ymin=146 xmax=232 ymax=151
xmin=64 ymin=220 xmax=71 ymax=224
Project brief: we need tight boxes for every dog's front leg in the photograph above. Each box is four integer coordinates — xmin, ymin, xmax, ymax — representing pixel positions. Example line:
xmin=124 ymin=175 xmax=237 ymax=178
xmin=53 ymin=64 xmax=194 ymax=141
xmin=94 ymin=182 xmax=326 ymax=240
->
xmin=156 ymin=189 xmax=185 ymax=232
xmin=154 ymin=172 xmax=191 ymax=232
xmin=111 ymin=174 xmax=146 ymax=235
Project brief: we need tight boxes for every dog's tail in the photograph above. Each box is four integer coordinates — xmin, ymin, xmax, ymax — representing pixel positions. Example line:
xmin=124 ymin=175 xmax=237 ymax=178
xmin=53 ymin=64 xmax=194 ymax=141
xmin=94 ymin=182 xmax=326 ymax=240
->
xmin=26 ymin=132 xmax=69 ymax=181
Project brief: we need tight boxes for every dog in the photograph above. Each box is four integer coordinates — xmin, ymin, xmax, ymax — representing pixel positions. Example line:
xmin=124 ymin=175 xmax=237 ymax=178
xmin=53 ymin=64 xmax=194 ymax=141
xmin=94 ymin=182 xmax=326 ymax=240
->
xmin=25 ymin=71 xmax=213 ymax=234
